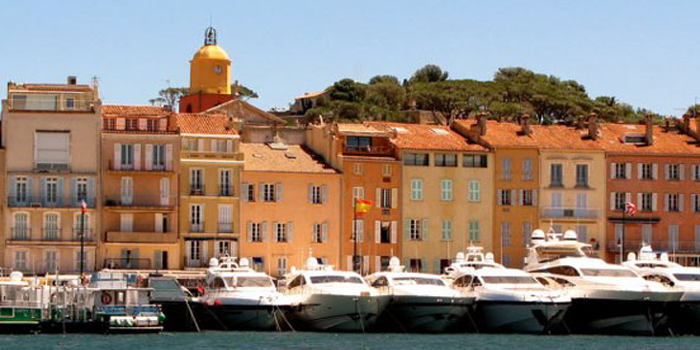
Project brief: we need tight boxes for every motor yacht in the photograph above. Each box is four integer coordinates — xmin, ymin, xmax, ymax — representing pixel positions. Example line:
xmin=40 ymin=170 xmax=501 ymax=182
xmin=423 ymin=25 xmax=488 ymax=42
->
xmin=624 ymin=245 xmax=700 ymax=335
xmin=524 ymin=229 xmax=682 ymax=335
xmin=365 ymin=257 xmax=474 ymax=332
xmin=444 ymin=247 xmax=504 ymax=276
xmin=282 ymin=257 xmax=383 ymax=332
xmin=0 ymin=272 xmax=43 ymax=333
xmin=198 ymin=256 xmax=290 ymax=331
xmin=448 ymin=250 xmax=570 ymax=333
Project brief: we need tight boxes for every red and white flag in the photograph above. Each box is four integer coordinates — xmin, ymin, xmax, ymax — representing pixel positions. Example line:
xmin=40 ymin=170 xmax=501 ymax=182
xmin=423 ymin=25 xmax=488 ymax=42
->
xmin=80 ymin=200 xmax=88 ymax=214
xmin=625 ymin=201 xmax=637 ymax=216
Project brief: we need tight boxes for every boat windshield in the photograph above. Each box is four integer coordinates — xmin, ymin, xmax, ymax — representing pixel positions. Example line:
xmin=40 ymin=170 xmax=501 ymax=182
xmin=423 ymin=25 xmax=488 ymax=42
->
xmin=673 ymin=274 xmax=700 ymax=282
xmin=225 ymin=276 xmax=274 ymax=288
xmin=393 ymin=277 xmax=445 ymax=286
xmin=481 ymin=276 xmax=538 ymax=284
xmin=535 ymin=246 xmax=586 ymax=263
xmin=310 ymin=275 xmax=364 ymax=284
xmin=580 ymin=268 xmax=637 ymax=278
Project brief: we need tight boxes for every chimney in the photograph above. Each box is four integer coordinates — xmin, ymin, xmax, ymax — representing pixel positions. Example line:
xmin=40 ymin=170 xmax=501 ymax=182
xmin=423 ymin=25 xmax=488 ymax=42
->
xmin=587 ymin=112 xmax=598 ymax=140
xmin=645 ymin=115 xmax=654 ymax=146
xmin=683 ymin=113 xmax=691 ymax=133
xmin=664 ymin=117 xmax=670 ymax=132
xmin=476 ymin=112 xmax=487 ymax=136
xmin=67 ymin=76 xmax=77 ymax=85
xmin=521 ymin=113 xmax=532 ymax=135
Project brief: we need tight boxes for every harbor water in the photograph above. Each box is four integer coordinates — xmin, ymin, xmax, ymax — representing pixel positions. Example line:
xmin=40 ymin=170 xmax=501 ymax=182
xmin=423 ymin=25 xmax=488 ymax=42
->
xmin=0 ymin=332 xmax=696 ymax=350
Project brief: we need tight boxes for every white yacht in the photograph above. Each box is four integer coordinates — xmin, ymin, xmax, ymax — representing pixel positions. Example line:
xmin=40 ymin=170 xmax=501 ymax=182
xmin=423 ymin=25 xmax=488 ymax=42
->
xmin=444 ymin=247 xmax=504 ymax=276
xmin=282 ymin=257 xmax=383 ymax=332
xmin=524 ymin=229 xmax=683 ymax=335
xmin=365 ymin=257 xmax=474 ymax=332
xmin=448 ymin=249 xmax=570 ymax=333
xmin=624 ymin=245 xmax=700 ymax=335
xmin=198 ymin=256 xmax=290 ymax=331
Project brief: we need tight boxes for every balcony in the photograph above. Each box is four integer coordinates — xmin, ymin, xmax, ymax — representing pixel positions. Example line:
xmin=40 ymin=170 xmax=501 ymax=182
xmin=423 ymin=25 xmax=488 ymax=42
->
xmin=107 ymin=159 xmax=173 ymax=173
xmin=105 ymin=231 xmax=178 ymax=244
xmin=343 ymin=145 xmax=392 ymax=156
xmin=103 ymin=258 xmax=151 ymax=270
xmin=540 ymin=207 xmax=599 ymax=220
xmin=7 ymin=228 xmax=95 ymax=245
xmin=8 ymin=195 xmax=96 ymax=209
xmin=190 ymin=222 xmax=205 ymax=233
xmin=606 ymin=240 xmax=700 ymax=253
xmin=7 ymin=97 xmax=95 ymax=112
xmin=104 ymin=197 xmax=175 ymax=210
xmin=218 ymin=222 xmax=233 ymax=233
xmin=218 ymin=185 xmax=235 ymax=197
xmin=190 ymin=185 xmax=205 ymax=196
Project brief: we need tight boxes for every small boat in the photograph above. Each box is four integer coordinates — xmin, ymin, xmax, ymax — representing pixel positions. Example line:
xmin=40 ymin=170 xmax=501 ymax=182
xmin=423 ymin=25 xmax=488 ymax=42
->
xmin=282 ymin=257 xmax=383 ymax=332
xmin=524 ymin=229 xmax=682 ymax=335
xmin=197 ymin=256 xmax=290 ymax=331
xmin=447 ymin=249 xmax=570 ymax=333
xmin=0 ymin=272 xmax=42 ymax=333
xmin=366 ymin=257 xmax=474 ymax=332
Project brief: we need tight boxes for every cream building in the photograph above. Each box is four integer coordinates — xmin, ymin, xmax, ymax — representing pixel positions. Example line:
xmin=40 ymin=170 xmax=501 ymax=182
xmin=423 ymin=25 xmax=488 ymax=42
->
xmin=1 ymin=79 xmax=101 ymax=274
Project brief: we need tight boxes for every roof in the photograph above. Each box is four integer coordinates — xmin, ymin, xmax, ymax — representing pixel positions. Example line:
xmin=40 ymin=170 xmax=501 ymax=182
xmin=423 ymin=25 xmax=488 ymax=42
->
xmin=8 ymin=83 xmax=92 ymax=93
xmin=369 ymin=122 xmax=488 ymax=152
xmin=241 ymin=143 xmax=337 ymax=174
xmin=204 ymin=99 xmax=286 ymax=125
xmin=597 ymin=123 xmax=700 ymax=155
xmin=192 ymin=44 xmax=230 ymax=61
xmin=173 ymin=113 xmax=238 ymax=135
xmin=336 ymin=123 xmax=388 ymax=136
xmin=454 ymin=120 xmax=605 ymax=151
xmin=103 ymin=105 xmax=170 ymax=117
xmin=295 ymin=91 xmax=327 ymax=100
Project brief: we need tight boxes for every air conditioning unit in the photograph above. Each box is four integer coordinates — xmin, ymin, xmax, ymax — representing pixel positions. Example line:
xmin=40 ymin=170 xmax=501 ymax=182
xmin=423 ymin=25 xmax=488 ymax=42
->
xmin=30 ymin=202 xmax=42 ymax=208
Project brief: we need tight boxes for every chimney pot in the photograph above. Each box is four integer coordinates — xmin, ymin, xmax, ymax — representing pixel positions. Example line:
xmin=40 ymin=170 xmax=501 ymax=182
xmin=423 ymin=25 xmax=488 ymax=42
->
xmin=587 ymin=112 xmax=598 ymax=140
xmin=67 ymin=76 xmax=77 ymax=85
xmin=521 ymin=113 xmax=532 ymax=135
xmin=476 ymin=112 xmax=487 ymax=136
xmin=645 ymin=114 xmax=654 ymax=145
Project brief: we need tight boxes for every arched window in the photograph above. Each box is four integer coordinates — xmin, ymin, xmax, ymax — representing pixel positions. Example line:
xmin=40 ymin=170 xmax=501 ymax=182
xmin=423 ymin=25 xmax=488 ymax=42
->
xmin=13 ymin=212 xmax=30 ymax=239
xmin=43 ymin=212 xmax=60 ymax=240
xmin=73 ymin=212 xmax=91 ymax=240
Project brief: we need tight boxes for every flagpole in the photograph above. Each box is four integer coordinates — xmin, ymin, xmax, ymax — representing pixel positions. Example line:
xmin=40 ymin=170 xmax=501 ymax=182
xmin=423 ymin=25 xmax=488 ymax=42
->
xmin=620 ymin=205 xmax=625 ymax=263
xmin=353 ymin=198 xmax=358 ymax=273
xmin=80 ymin=200 xmax=86 ymax=278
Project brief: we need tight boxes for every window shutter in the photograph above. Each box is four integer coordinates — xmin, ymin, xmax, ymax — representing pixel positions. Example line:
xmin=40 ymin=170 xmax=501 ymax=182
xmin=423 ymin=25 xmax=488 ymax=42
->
xmin=679 ymin=194 xmax=685 ymax=212
xmin=70 ymin=177 xmax=77 ymax=206
xmin=420 ymin=258 xmax=427 ymax=273
xmin=322 ymin=185 xmax=328 ymax=204
xmin=422 ymin=219 xmax=428 ymax=241
xmin=359 ymin=220 xmax=364 ymax=242
xmin=610 ymin=163 xmax=615 ymax=179
xmin=391 ymin=188 xmax=398 ymax=209
xmin=258 ymin=183 xmax=264 ymax=202
xmin=272 ymin=222 xmax=278 ymax=242
xmin=308 ymin=184 xmax=314 ymax=204
xmin=404 ymin=219 xmax=411 ymax=241
xmin=165 ymin=144 xmax=173 ymax=171
xmin=133 ymin=144 xmax=141 ymax=170
xmin=652 ymin=164 xmax=658 ymax=179
xmin=210 ymin=140 xmax=217 ymax=153
xmin=114 ymin=143 xmax=121 ymax=170
xmin=375 ymin=256 xmax=381 ymax=273
xmin=57 ymin=177 xmax=64 ymax=206
xmin=287 ymin=222 xmax=294 ymax=242
xmin=138 ymin=118 xmax=147 ymax=131
xmin=652 ymin=193 xmax=658 ymax=211
xmin=226 ymin=140 xmax=233 ymax=153
xmin=511 ymin=189 xmax=517 ymax=204
xmin=637 ymin=193 xmax=642 ymax=209
xmin=116 ymin=118 xmax=126 ymax=130
xmin=375 ymin=188 xmax=381 ymax=206
xmin=158 ymin=118 xmax=167 ymax=131
xmin=9 ymin=176 xmax=16 ymax=201
xmin=155 ymin=213 xmax=163 ymax=233
xmin=680 ymin=165 xmax=686 ymax=180
xmin=374 ymin=221 xmax=381 ymax=243
xmin=347 ymin=256 xmax=353 ymax=271
xmin=665 ymin=164 xmax=670 ymax=180
xmin=276 ymin=183 xmax=283 ymax=202
xmin=197 ymin=139 xmax=204 ymax=152
xmin=637 ymin=164 xmax=643 ymax=179
xmin=363 ymin=255 xmax=370 ymax=274
xmin=262 ymin=221 xmax=269 ymax=242
xmin=322 ymin=223 xmax=328 ymax=243
xmin=664 ymin=194 xmax=669 ymax=212
xmin=390 ymin=221 xmax=397 ymax=243
xmin=246 ymin=221 xmax=253 ymax=242
xmin=145 ymin=144 xmax=153 ymax=171
xmin=625 ymin=163 xmax=631 ymax=179
xmin=241 ymin=183 xmax=248 ymax=202
xmin=434 ymin=258 xmax=441 ymax=274
xmin=625 ymin=192 xmax=631 ymax=204
xmin=518 ymin=189 xmax=524 ymax=206
xmin=610 ymin=193 xmax=616 ymax=210
xmin=497 ymin=190 xmax=503 ymax=206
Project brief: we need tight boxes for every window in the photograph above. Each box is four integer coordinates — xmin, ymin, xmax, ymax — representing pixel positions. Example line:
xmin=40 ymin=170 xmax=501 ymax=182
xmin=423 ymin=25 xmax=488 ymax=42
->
xmin=121 ymin=144 xmax=134 ymax=168
xmin=378 ymin=222 xmax=391 ymax=243
xmin=435 ymin=154 xmax=457 ymax=167
xmin=104 ymin=118 xmax=116 ymax=130
xmin=522 ymin=222 xmax=533 ymax=246
xmin=15 ymin=177 xmax=29 ymax=203
xmin=216 ymin=241 xmax=231 ymax=258
xmin=352 ymin=220 xmax=364 ymax=242
xmin=410 ymin=179 xmax=423 ymax=201
xmin=641 ymin=163 xmax=653 ymax=180
xmin=501 ymin=222 xmax=511 ymax=247
xmin=45 ymin=177 xmax=59 ymax=204
xmin=694 ymin=165 xmax=700 ymax=181
xmin=353 ymin=163 xmax=363 ymax=175
xmin=249 ymin=222 xmax=262 ymax=242
xmin=642 ymin=224 xmax=653 ymax=245
xmin=35 ymin=132 xmax=69 ymax=168
xmin=469 ymin=181 xmax=481 ymax=202
xmin=668 ymin=164 xmax=681 ymax=181
xmin=312 ymin=223 xmax=323 ymax=243
xmin=153 ymin=145 xmax=165 ymax=169
xmin=189 ymin=241 xmax=201 ymax=261
xmin=576 ymin=164 xmax=589 ymax=188
xmin=218 ymin=204 xmax=233 ymax=233
xmin=669 ymin=225 xmax=679 ymax=251
xmin=614 ymin=192 xmax=626 ymax=211
xmin=577 ymin=225 xmax=588 ymax=243
xmin=263 ymin=184 xmax=276 ymax=202
xmin=277 ymin=257 xmax=288 ymax=277
xmin=381 ymin=164 xmax=392 ymax=177
xmin=498 ymin=189 xmax=512 ymax=206
xmin=551 ymin=192 xmax=563 ymax=208
xmin=409 ymin=259 xmax=423 ymax=273
xmin=352 ymin=187 xmax=364 ymax=202
xmin=65 ymin=98 xmax=75 ymax=109
xmin=44 ymin=213 xmax=60 ymax=240
xmin=346 ymin=136 xmax=371 ymax=152
xmin=641 ymin=193 xmax=653 ymax=212
xmin=219 ymin=170 xmax=232 ymax=196
xmin=614 ymin=224 xmax=624 ymax=243
xmin=550 ymin=164 xmax=563 ymax=186
xmin=147 ymin=119 xmax=158 ymax=132
xmin=120 ymin=213 xmax=133 ymax=232
xmin=190 ymin=169 xmax=203 ymax=193
xmin=521 ymin=189 xmax=534 ymax=206
xmin=243 ymin=183 xmax=255 ymax=202
xmin=212 ymin=139 xmax=227 ymax=153
xmin=409 ymin=219 xmax=422 ymax=241
xmin=75 ymin=177 xmax=88 ymax=203
xmin=440 ymin=179 xmax=453 ymax=201
xmin=469 ymin=220 xmax=480 ymax=242
xmin=275 ymin=223 xmax=288 ymax=242
xmin=120 ymin=177 xmax=133 ymax=205
xmin=14 ymin=251 xmax=27 ymax=270
xmin=667 ymin=194 xmax=680 ymax=212
xmin=441 ymin=220 xmax=453 ymax=241
xmin=380 ymin=188 xmax=392 ymax=208
xmin=190 ymin=204 xmax=203 ymax=232
xmin=45 ymin=251 xmax=58 ymax=272
xmin=693 ymin=194 xmax=700 ymax=212
xmin=614 ymin=163 xmax=627 ymax=179
xmin=501 ymin=157 xmax=511 ymax=180
xmin=125 ymin=118 xmax=138 ymax=131
xmin=576 ymin=193 xmax=588 ymax=209
xmin=523 ymin=157 xmax=533 ymax=180
xmin=463 ymin=154 xmax=488 ymax=168
xmin=13 ymin=213 xmax=29 ymax=239
xmin=310 ymin=185 xmax=322 ymax=204
xmin=404 ymin=153 xmax=429 ymax=166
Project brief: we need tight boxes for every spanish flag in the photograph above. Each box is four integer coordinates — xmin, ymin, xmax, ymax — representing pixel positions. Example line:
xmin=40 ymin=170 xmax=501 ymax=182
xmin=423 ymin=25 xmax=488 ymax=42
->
xmin=355 ymin=199 xmax=374 ymax=218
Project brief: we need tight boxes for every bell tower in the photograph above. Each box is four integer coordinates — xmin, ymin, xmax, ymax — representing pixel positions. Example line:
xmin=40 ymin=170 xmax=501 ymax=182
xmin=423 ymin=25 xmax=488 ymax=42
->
xmin=180 ymin=27 xmax=235 ymax=113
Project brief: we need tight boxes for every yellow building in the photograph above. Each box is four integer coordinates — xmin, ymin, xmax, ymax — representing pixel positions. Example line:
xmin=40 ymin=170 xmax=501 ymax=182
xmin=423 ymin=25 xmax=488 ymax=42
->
xmin=239 ymin=143 xmax=342 ymax=278
xmin=100 ymin=105 xmax=181 ymax=270
xmin=174 ymin=113 xmax=243 ymax=268
xmin=1 ymin=79 xmax=101 ymax=274
xmin=371 ymin=123 xmax=493 ymax=273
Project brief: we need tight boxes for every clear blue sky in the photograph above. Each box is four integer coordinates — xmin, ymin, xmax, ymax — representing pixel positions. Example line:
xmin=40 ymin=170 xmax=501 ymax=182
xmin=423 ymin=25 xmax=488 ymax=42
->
xmin=1 ymin=0 xmax=698 ymax=115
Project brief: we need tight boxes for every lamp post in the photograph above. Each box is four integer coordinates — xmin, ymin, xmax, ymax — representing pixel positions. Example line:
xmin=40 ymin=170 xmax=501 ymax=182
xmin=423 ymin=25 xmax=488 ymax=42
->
xmin=80 ymin=200 xmax=87 ymax=278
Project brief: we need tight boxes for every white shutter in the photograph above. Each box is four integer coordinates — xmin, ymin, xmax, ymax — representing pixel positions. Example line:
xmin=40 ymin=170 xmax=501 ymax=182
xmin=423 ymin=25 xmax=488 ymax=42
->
xmin=165 ymin=144 xmax=173 ymax=171
xmin=610 ymin=193 xmax=616 ymax=210
xmin=287 ymin=222 xmax=294 ymax=242
xmin=346 ymin=256 xmax=353 ymax=271
xmin=637 ymin=163 xmax=643 ymax=180
xmin=375 ymin=188 xmax=381 ymax=206
xmin=664 ymin=194 xmax=669 ymax=211
xmin=652 ymin=193 xmax=658 ymax=211
xmin=276 ymin=183 xmax=283 ymax=202
xmin=374 ymin=256 xmax=381 ymax=273
xmin=665 ymin=164 xmax=670 ymax=180
xmin=680 ymin=194 xmax=685 ymax=212
xmin=138 ymin=118 xmax=147 ymax=131
xmin=211 ymin=140 xmax=217 ymax=153
xmin=158 ymin=118 xmax=167 ymax=131
xmin=610 ymin=163 xmax=615 ymax=179
xmin=321 ymin=185 xmax=328 ymax=204
xmin=160 ymin=178 xmax=169 ymax=206
xmin=652 ymin=164 xmax=659 ymax=180
xmin=497 ymin=190 xmax=503 ymax=205
xmin=145 ymin=144 xmax=153 ymax=171
xmin=155 ymin=213 xmax=163 ymax=233
xmin=226 ymin=140 xmax=233 ymax=153
xmin=680 ymin=165 xmax=686 ymax=180
xmin=120 ymin=214 xmax=133 ymax=232
xmin=390 ymin=221 xmax=397 ymax=243
xmin=321 ymin=223 xmax=328 ymax=243
xmin=637 ymin=193 xmax=642 ymax=209
xmin=532 ymin=190 xmax=538 ymax=206
xmin=625 ymin=192 xmax=631 ymax=204
xmin=511 ymin=189 xmax=517 ymax=204
xmin=391 ymin=188 xmax=398 ymax=209
xmin=197 ymin=139 xmax=204 ymax=152
xmin=308 ymin=184 xmax=314 ymax=204
xmin=375 ymin=221 xmax=381 ymax=244
xmin=133 ymin=144 xmax=141 ymax=170
xmin=518 ymin=189 xmax=524 ymax=206
xmin=363 ymin=255 xmax=369 ymax=274
xmin=114 ymin=143 xmax=121 ymax=170
xmin=625 ymin=163 xmax=631 ymax=179
xmin=116 ymin=118 xmax=125 ymax=130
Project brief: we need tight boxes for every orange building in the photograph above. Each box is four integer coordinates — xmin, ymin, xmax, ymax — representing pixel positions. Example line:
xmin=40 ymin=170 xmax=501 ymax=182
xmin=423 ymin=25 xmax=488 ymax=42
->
xmin=239 ymin=143 xmax=341 ymax=278
xmin=100 ymin=105 xmax=181 ymax=270
xmin=600 ymin=116 xmax=700 ymax=264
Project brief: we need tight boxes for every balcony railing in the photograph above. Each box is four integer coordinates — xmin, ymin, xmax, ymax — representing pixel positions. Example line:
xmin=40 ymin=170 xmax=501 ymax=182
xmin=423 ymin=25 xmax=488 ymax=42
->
xmin=103 ymin=258 xmax=151 ymax=270
xmin=343 ymin=146 xmax=391 ymax=154
xmin=105 ymin=197 xmax=175 ymax=208
xmin=218 ymin=222 xmax=233 ymax=233
xmin=8 ymin=97 xmax=94 ymax=112
xmin=540 ymin=207 xmax=599 ymax=219
xmin=190 ymin=222 xmax=205 ymax=233
xmin=219 ymin=185 xmax=235 ymax=197
xmin=108 ymin=159 xmax=173 ymax=172
xmin=8 ymin=228 xmax=94 ymax=242
xmin=606 ymin=240 xmax=700 ymax=253
xmin=8 ymin=196 xmax=95 ymax=208
xmin=190 ymin=185 xmax=205 ymax=196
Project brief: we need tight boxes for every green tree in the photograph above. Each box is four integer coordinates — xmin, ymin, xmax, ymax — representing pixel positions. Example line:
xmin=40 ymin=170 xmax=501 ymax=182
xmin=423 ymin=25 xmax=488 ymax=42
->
xmin=369 ymin=75 xmax=400 ymax=85
xmin=149 ymin=87 xmax=188 ymax=109
xmin=328 ymin=78 xmax=366 ymax=102
xmin=409 ymin=64 xmax=449 ymax=84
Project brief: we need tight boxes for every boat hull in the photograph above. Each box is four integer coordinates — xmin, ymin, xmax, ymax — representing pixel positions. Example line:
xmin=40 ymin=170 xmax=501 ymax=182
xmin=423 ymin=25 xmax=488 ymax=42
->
xmin=286 ymin=294 xmax=381 ymax=332
xmin=0 ymin=307 xmax=42 ymax=334
xmin=376 ymin=295 xmax=473 ymax=333
xmin=474 ymin=300 xmax=570 ymax=334
xmin=563 ymin=298 xmax=673 ymax=335
xmin=200 ymin=304 xmax=287 ymax=331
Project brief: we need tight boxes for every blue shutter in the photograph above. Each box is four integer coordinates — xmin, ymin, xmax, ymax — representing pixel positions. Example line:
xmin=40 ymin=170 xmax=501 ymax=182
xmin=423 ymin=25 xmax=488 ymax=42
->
xmin=9 ymin=176 xmax=16 ymax=206
xmin=87 ymin=178 xmax=95 ymax=207
xmin=70 ymin=177 xmax=78 ymax=207
xmin=27 ymin=177 xmax=34 ymax=203
xmin=57 ymin=177 xmax=65 ymax=206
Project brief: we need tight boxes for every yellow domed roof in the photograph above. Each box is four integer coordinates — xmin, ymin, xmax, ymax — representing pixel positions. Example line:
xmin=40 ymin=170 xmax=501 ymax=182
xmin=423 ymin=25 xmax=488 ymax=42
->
xmin=192 ymin=44 xmax=230 ymax=61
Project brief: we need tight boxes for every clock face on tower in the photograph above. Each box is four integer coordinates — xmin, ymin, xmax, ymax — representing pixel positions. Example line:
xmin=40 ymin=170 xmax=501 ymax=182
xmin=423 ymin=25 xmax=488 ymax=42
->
xmin=213 ymin=65 xmax=223 ymax=74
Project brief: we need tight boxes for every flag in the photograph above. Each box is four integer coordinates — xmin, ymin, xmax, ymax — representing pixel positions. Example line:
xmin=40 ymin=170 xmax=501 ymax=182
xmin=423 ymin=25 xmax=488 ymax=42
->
xmin=80 ymin=200 xmax=88 ymax=214
xmin=355 ymin=199 xmax=374 ymax=218
xmin=625 ymin=201 xmax=637 ymax=216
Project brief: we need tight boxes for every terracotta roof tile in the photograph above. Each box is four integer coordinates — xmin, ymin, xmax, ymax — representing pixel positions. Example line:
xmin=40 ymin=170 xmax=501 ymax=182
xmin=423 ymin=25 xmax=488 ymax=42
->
xmin=10 ymin=83 xmax=92 ymax=92
xmin=173 ymin=113 xmax=238 ymax=135
xmin=103 ymin=105 xmax=170 ymax=116
xmin=336 ymin=123 xmax=388 ymax=136
xmin=369 ymin=122 xmax=488 ymax=152
xmin=242 ymin=143 xmax=338 ymax=173
xmin=597 ymin=123 xmax=700 ymax=155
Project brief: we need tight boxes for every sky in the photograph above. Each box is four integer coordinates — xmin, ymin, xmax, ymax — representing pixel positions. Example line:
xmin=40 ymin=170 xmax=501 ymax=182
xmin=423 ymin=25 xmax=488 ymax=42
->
xmin=1 ymin=0 xmax=699 ymax=115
